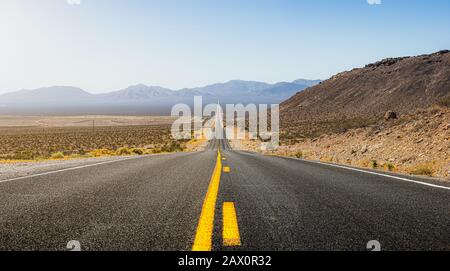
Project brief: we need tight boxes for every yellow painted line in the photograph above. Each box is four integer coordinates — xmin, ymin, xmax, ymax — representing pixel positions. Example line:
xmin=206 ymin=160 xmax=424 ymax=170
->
xmin=223 ymin=202 xmax=241 ymax=247
xmin=192 ymin=150 xmax=222 ymax=251
xmin=223 ymin=166 xmax=231 ymax=173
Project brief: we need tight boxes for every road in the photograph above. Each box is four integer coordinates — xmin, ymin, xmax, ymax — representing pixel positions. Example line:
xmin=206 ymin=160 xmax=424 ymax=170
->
xmin=0 ymin=137 xmax=449 ymax=251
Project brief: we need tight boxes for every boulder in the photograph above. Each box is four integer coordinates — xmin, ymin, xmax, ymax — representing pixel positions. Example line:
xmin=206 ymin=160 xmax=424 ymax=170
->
xmin=385 ymin=111 xmax=398 ymax=121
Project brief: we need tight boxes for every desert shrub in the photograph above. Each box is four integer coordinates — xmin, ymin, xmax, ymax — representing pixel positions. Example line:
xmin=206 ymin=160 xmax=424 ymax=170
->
xmin=409 ymin=164 xmax=434 ymax=176
xmin=51 ymin=152 xmax=65 ymax=159
xmin=161 ymin=145 xmax=170 ymax=153
xmin=295 ymin=151 xmax=303 ymax=159
xmin=370 ymin=160 xmax=378 ymax=169
xmin=0 ymin=125 xmax=174 ymax=161
xmin=132 ymin=148 xmax=144 ymax=155
xmin=438 ymin=96 xmax=450 ymax=107
xmin=143 ymin=149 xmax=153 ymax=155
xmin=384 ymin=163 xmax=395 ymax=171
xmin=152 ymin=148 xmax=162 ymax=154
xmin=414 ymin=108 xmax=428 ymax=115
xmin=429 ymin=105 xmax=441 ymax=114
xmin=116 ymin=147 xmax=132 ymax=156
xmin=68 ymin=153 xmax=87 ymax=159
xmin=161 ymin=142 xmax=185 ymax=153
xmin=12 ymin=150 xmax=36 ymax=160
xmin=320 ymin=156 xmax=333 ymax=162
xmin=89 ymin=149 xmax=114 ymax=157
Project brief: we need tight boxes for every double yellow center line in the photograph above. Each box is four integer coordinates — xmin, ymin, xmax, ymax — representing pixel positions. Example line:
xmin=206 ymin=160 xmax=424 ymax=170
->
xmin=192 ymin=150 xmax=241 ymax=251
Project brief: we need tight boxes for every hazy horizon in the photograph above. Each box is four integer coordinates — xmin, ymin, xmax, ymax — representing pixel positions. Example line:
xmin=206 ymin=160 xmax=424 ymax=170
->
xmin=1 ymin=0 xmax=449 ymax=94
xmin=0 ymin=77 xmax=323 ymax=95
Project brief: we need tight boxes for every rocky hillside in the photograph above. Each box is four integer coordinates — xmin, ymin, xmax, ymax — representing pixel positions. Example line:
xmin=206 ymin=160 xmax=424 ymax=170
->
xmin=278 ymin=106 xmax=450 ymax=180
xmin=233 ymin=106 xmax=450 ymax=180
xmin=269 ymin=51 xmax=450 ymax=180
xmin=281 ymin=50 xmax=450 ymax=125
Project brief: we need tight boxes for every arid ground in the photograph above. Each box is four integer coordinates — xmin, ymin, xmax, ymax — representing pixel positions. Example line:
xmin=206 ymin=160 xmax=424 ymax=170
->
xmin=231 ymin=105 xmax=450 ymax=181
xmin=0 ymin=116 xmax=191 ymax=161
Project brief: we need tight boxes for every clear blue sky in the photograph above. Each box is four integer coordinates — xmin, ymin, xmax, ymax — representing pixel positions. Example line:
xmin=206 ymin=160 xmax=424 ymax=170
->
xmin=0 ymin=0 xmax=449 ymax=94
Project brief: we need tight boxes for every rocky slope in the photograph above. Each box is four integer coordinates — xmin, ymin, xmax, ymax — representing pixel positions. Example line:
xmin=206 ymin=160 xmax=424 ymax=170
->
xmin=277 ymin=106 xmax=450 ymax=180
xmin=233 ymin=106 xmax=449 ymax=180
xmin=281 ymin=50 xmax=450 ymax=127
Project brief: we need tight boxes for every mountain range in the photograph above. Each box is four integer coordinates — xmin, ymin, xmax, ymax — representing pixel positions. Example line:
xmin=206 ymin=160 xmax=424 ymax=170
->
xmin=4 ymin=50 xmax=447 ymax=118
xmin=0 ymin=79 xmax=320 ymax=115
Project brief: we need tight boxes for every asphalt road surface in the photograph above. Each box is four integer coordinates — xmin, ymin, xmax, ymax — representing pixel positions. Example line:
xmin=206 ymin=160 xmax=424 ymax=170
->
xmin=0 ymin=137 xmax=449 ymax=251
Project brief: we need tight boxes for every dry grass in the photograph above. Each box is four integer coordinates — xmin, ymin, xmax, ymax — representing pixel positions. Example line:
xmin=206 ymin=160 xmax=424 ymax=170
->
xmin=408 ymin=163 xmax=435 ymax=177
xmin=0 ymin=124 xmax=188 ymax=162
xmin=438 ymin=96 xmax=450 ymax=108
xmin=0 ymin=116 xmax=176 ymax=128
xmin=383 ymin=163 xmax=396 ymax=172
xmin=51 ymin=152 xmax=65 ymax=159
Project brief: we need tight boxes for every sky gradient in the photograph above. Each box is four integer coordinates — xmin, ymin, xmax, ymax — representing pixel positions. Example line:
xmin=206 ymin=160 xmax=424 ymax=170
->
xmin=0 ymin=0 xmax=449 ymax=94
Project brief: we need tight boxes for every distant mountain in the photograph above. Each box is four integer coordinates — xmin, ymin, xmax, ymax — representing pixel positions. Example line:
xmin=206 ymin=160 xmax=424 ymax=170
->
xmin=291 ymin=79 xmax=322 ymax=87
xmin=0 ymin=86 xmax=93 ymax=105
xmin=258 ymin=82 xmax=311 ymax=97
xmin=179 ymin=80 xmax=271 ymax=96
xmin=178 ymin=79 xmax=315 ymax=104
xmin=281 ymin=50 xmax=450 ymax=124
xmin=100 ymin=84 xmax=173 ymax=100
xmin=0 ymin=79 xmax=320 ymax=115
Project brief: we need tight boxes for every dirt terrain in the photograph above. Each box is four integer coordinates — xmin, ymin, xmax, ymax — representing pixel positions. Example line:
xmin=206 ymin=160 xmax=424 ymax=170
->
xmin=233 ymin=106 xmax=449 ymax=180
xmin=280 ymin=107 xmax=449 ymax=180
xmin=0 ymin=116 xmax=188 ymax=161
xmin=0 ymin=115 xmax=175 ymax=127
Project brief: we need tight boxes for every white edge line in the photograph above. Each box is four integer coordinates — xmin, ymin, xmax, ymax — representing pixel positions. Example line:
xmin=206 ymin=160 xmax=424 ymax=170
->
xmin=276 ymin=155 xmax=450 ymax=191
xmin=0 ymin=155 xmax=149 ymax=184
